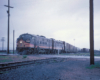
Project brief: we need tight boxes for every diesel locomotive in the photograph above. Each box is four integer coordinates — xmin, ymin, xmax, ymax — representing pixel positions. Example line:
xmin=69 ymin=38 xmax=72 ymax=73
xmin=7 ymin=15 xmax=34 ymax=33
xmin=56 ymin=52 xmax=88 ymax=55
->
xmin=16 ymin=33 xmax=79 ymax=55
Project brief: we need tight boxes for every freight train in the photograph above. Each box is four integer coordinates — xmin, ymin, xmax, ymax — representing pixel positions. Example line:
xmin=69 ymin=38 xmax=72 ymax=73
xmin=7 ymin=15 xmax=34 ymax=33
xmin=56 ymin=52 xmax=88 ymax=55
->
xmin=16 ymin=33 xmax=80 ymax=55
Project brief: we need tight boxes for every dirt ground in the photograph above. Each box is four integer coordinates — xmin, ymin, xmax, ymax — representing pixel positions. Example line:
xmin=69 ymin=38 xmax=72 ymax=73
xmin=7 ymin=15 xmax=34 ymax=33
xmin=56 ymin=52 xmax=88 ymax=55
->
xmin=0 ymin=57 xmax=100 ymax=80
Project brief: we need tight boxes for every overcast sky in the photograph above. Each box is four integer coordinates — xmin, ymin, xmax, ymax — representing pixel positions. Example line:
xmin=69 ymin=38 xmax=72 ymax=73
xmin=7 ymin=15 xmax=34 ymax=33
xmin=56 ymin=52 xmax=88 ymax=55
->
xmin=0 ymin=0 xmax=100 ymax=50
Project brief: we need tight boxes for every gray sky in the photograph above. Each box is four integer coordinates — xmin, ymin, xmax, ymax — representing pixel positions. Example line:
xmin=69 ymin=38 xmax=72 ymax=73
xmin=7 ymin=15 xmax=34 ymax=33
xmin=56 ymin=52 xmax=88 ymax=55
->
xmin=0 ymin=0 xmax=100 ymax=50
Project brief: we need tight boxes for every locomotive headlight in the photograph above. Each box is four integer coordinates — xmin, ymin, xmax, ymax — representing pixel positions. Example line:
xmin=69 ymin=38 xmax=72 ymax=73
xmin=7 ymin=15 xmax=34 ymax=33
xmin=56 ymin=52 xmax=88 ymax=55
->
xmin=20 ymin=41 xmax=22 ymax=43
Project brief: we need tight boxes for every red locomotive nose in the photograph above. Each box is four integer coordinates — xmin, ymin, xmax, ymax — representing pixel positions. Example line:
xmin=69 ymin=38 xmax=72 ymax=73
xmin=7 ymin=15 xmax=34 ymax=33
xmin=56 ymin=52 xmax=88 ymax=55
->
xmin=26 ymin=39 xmax=30 ymax=43
xmin=18 ymin=40 xmax=24 ymax=47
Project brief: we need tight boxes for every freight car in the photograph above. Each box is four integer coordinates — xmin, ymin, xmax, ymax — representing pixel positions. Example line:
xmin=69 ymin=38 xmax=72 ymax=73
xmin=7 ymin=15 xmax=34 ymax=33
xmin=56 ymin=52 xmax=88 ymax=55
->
xmin=81 ymin=48 xmax=90 ymax=52
xmin=16 ymin=33 xmax=79 ymax=55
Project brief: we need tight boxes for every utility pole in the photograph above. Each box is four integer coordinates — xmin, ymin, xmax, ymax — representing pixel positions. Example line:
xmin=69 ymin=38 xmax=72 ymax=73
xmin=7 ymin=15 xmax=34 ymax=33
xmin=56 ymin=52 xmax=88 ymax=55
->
xmin=4 ymin=0 xmax=14 ymax=54
xmin=90 ymin=0 xmax=94 ymax=65
xmin=13 ymin=30 xmax=14 ymax=54
xmin=1 ymin=37 xmax=5 ymax=51
xmin=74 ymin=39 xmax=75 ymax=46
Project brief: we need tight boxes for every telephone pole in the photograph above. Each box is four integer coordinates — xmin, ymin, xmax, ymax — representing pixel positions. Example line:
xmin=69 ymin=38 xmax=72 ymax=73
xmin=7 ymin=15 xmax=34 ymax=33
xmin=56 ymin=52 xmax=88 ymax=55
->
xmin=90 ymin=0 xmax=94 ymax=65
xmin=4 ymin=0 xmax=14 ymax=54
xmin=13 ymin=30 xmax=15 ymax=54
xmin=74 ymin=39 xmax=75 ymax=46
xmin=1 ymin=37 xmax=5 ymax=51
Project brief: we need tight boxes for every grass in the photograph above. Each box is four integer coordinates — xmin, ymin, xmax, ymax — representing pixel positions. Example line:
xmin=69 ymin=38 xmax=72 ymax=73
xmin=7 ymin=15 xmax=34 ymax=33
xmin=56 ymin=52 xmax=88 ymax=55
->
xmin=0 ymin=55 xmax=29 ymax=63
xmin=60 ymin=52 xmax=100 ymax=56
xmin=0 ymin=56 xmax=8 ymax=59
xmin=0 ymin=50 xmax=16 ymax=54
xmin=52 ymin=60 xmax=56 ymax=63
xmin=0 ymin=71 xmax=8 ymax=74
xmin=87 ymin=63 xmax=100 ymax=69
xmin=60 ymin=53 xmax=90 ymax=56
xmin=0 ymin=59 xmax=13 ymax=63
xmin=23 ymin=55 xmax=27 ymax=59
xmin=0 ymin=56 xmax=18 ymax=63
xmin=35 ymin=62 xmax=41 ymax=65
xmin=9 ymin=51 xmax=17 ymax=54
xmin=0 ymin=52 xmax=100 ymax=64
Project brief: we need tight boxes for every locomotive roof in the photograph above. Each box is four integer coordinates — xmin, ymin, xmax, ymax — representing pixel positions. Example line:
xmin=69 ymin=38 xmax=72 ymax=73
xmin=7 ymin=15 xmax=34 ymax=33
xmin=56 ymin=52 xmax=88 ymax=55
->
xmin=19 ymin=33 xmax=64 ymax=43
xmin=40 ymin=36 xmax=45 ymax=37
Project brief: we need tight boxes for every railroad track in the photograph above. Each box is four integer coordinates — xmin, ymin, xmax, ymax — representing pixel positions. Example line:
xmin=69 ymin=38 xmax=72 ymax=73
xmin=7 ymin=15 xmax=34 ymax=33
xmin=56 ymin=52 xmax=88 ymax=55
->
xmin=0 ymin=58 xmax=66 ymax=72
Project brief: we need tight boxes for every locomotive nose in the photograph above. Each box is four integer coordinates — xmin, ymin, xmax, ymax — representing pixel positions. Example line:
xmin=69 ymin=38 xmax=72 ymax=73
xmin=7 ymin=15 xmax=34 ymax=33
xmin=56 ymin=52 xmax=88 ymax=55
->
xmin=20 ymin=40 xmax=23 ymax=43
xmin=26 ymin=39 xmax=30 ymax=43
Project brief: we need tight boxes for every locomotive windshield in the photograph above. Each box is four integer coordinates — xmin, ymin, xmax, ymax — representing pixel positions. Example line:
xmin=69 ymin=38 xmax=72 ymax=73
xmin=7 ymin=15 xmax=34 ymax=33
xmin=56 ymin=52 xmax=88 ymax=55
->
xmin=18 ymin=34 xmax=33 ymax=43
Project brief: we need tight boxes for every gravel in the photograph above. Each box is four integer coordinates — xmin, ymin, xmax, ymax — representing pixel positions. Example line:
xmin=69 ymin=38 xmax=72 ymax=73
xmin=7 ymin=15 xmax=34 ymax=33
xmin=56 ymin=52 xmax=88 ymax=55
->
xmin=0 ymin=58 xmax=100 ymax=80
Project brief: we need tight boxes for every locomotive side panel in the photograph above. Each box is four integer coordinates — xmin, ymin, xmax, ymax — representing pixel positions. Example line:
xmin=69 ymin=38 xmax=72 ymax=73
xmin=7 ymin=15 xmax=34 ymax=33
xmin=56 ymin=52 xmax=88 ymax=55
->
xmin=36 ymin=36 xmax=51 ymax=54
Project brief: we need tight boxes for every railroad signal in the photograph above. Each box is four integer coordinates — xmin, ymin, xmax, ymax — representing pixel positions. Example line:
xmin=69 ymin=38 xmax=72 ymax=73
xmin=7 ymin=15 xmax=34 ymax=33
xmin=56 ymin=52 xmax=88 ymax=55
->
xmin=74 ymin=39 xmax=75 ymax=46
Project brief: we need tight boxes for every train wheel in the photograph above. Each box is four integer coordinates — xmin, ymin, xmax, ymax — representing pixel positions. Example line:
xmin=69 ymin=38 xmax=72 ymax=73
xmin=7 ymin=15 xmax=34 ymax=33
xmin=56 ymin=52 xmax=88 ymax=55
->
xmin=17 ymin=50 xmax=23 ymax=55
xmin=16 ymin=51 xmax=20 ymax=54
xmin=18 ymin=52 xmax=22 ymax=55
xmin=28 ymin=49 xmax=33 ymax=54
xmin=54 ymin=50 xmax=56 ymax=54
xmin=30 ymin=49 xmax=34 ymax=54
xmin=37 ymin=47 xmax=40 ymax=54
xmin=47 ymin=50 xmax=50 ymax=54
